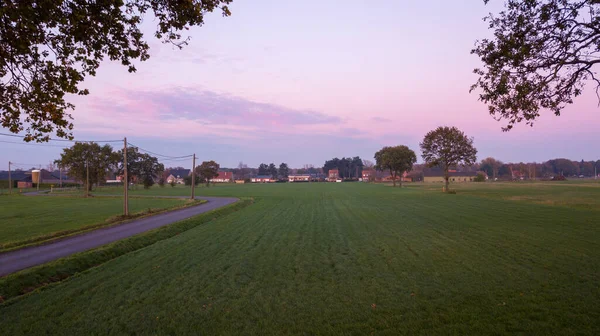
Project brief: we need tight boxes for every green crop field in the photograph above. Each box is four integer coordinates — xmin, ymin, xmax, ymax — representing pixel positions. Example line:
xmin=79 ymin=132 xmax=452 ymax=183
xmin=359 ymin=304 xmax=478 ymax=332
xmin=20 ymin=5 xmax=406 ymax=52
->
xmin=1 ymin=182 xmax=599 ymax=334
xmin=0 ymin=195 xmax=191 ymax=249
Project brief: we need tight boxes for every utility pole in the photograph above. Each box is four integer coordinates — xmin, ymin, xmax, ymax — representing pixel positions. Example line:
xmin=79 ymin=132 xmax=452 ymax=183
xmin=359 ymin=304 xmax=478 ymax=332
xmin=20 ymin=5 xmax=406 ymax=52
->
xmin=191 ymin=153 xmax=196 ymax=200
xmin=8 ymin=161 xmax=12 ymax=194
xmin=85 ymin=159 xmax=89 ymax=198
xmin=59 ymin=166 xmax=62 ymax=188
xmin=123 ymin=137 xmax=129 ymax=216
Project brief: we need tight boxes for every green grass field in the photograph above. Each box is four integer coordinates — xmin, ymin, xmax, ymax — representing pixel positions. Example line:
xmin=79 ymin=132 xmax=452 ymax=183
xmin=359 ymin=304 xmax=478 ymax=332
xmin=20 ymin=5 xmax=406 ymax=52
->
xmin=1 ymin=182 xmax=599 ymax=334
xmin=0 ymin=195 xmax=190 ymax=249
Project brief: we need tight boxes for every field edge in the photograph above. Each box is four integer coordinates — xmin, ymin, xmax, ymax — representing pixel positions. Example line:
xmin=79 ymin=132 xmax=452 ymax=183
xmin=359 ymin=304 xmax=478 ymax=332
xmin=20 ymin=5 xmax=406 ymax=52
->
xmin=0 ymin=198 xmax=253 ymax=304
xmin=0 ymin=198 xmax=207 ymax=253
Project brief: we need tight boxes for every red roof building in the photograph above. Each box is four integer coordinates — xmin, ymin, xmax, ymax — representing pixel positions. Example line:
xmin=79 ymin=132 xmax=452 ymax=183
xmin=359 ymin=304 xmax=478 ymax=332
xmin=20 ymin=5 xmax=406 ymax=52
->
xmin=210 ymin=171 xmax=234 ymax=183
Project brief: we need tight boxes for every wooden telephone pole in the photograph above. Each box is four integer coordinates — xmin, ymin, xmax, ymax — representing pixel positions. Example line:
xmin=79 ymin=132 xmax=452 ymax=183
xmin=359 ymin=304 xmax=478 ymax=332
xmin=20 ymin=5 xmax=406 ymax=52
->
xmin=191 ymin=153 xmax=196 ymax=200
xmin=8 ymin=161 xmax=12 ymax=194
xmin=123 ymin=137 xmax=129 ymax=216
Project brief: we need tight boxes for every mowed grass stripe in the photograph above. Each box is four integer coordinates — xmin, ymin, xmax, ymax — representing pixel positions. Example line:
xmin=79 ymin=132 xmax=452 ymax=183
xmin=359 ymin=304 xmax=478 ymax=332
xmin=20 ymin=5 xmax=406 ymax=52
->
xmin=0 ymin=183 xmax=598 ymax=335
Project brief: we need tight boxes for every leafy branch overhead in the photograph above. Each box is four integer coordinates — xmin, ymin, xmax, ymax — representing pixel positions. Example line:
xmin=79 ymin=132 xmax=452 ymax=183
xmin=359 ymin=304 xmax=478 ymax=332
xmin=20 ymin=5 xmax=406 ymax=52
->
xmin=471 ymin=0 xmax=600 ymax=130
xmin=0 ymin=0 xmax=232 ymax=141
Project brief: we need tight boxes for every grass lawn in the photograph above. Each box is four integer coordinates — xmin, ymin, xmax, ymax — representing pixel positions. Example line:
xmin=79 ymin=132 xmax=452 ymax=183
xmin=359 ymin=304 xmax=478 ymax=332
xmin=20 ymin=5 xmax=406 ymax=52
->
xmin=0 ymin=195 xmax=191 ymax=249
xmin=1 ymin=183 xmax=599 ymax=334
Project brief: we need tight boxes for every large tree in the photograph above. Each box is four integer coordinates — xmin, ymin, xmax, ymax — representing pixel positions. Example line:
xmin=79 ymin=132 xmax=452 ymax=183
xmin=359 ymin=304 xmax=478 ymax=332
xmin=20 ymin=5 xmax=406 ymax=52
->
xmin=374 ymin=145 xmax=417 ymax=187
xmin=268 ymin=163 xmax=278 ymax=179
xmin=471 ymin=0 xmax=600 ymax=131
xmin=196 ymin=160 xmax=219 ymax=187
xmin=1 ymin=0 xmax=232 ymax=141
xmin=258 ymin=163 xmax=269 ymax=176
xmin=420 ymin=126 xmax=478 ymax=192
xmin=55 ymin=142 xmax=117 ymax=191
xmin=278 ymin=163 xmax=289 ymax=179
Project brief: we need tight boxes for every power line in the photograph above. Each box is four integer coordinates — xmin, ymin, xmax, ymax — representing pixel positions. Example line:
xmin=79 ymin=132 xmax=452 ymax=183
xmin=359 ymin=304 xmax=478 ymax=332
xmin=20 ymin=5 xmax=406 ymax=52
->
xmin=0 ymin=139 xmax=70 ymax=148
xmin=128 ymin=142 xmax=193 ymax=159
xmin=0 ymin=132 xmax=122 ymax=143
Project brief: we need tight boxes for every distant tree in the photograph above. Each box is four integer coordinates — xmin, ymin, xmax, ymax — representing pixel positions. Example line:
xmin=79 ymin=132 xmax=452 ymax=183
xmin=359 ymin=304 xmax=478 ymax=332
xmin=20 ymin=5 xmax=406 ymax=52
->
xmin=480 ymin=157 xmax=503 ymax=180
xmin=116 ymin=147 xmax=163 ymax=187
xmin=474 ymin=172 xmax=487 ymax=182
xmin=471 ymin=0 xmax=600 ymax=130
xmin=46 ymin=161 xmax=56 ymax=172
xmin=258 ymin=163 xmax=269 ymax=176
xmin=170 ymin=180 xmax=176 ymax=187
xmin=268 ymin=163 xmax=278 ymax=179
xmin=55 ymin=142 xmax=117 ymax=191
xmin=362 ymin=159 xmax=375 ymax=169
xmin=184 ymin=174 xmax=199 ymax=186
xmin=278 ymin=163 xmax=289 ymax=179
xmin=420 ymin=126 xmax=478 ymax=192
xmin=236 ymin=162 xmax=250 ymax=180
xmin=196 ymin=161 xmax=220 ymax=187
xmin=1 ymin=1 xmax=233 ymax=142
xmin=547 ymin=158 xmax=579 ymax=176
xmin=158 ymin=177 xmax=166 ymax=188
xmin=374 ymin=145 xmax=417 ymax=187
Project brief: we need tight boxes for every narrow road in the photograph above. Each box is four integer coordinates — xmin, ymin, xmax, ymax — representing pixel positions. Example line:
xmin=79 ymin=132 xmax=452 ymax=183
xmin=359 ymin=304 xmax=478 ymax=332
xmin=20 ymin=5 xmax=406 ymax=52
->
xmin=0 ymin=197 xmax=238 ymax=277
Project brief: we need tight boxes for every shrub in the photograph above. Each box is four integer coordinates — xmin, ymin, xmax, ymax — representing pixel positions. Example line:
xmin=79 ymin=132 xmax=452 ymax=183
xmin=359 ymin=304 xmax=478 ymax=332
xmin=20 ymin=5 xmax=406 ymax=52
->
xmin=158 ymin=177 xmax=166 ymax=187
xmin=169 ymin=180 xmax=176 ymax=187
xmin=551 ymin=175 xmax=567 ymax=181
xmin=474 ymin=173 xmax=486 ymax=182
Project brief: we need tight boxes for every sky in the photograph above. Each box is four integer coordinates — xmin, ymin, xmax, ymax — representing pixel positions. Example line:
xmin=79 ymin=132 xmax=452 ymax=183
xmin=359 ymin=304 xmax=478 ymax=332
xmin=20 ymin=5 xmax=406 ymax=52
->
xmin=1 ymin=0 xmax=599 ymax=170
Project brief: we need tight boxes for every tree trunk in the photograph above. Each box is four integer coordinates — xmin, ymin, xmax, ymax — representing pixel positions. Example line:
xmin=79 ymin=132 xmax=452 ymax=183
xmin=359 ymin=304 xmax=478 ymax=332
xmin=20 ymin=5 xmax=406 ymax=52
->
xmin=444 ymin=168 xmax=449 ymax=192
xmin=391 ymin=170 xmax=396 ymax=187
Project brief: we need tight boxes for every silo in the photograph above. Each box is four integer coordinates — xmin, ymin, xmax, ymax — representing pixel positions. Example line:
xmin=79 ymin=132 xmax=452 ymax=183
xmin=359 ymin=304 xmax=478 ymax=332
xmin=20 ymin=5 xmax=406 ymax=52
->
xmin=31 ymin=170 xmax=41 ymax=184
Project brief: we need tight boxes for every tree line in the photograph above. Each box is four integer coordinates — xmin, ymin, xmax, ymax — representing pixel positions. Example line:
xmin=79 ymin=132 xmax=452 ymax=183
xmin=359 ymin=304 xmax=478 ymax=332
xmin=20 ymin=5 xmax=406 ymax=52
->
xmin=54 ymin=142 xmax=221 ymax=190
xmin=322 ymin=157 xmax=364 ymax=179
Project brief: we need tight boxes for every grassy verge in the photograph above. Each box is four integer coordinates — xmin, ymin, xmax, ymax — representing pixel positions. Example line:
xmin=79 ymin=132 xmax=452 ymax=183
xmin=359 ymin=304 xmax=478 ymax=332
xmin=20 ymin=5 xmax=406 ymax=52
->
xmin=0 ymin=195 xmax=192 ymax=248
xmin=0 ymin=198 xmax=206 ymax=253
xmin=0 ymin=198 xmax=251 ymax=303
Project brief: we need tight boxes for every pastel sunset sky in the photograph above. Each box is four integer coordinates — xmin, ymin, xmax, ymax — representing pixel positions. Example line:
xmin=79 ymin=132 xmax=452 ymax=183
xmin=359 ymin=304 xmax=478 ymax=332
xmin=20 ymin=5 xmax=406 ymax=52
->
xmin=2 ymin=0 xmax=599 ymax=169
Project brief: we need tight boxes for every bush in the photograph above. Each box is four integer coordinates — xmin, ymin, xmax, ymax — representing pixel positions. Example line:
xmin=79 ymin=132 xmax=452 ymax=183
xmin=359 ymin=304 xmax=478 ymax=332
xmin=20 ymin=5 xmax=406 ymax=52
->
xmin=551 ymin=175 xmax=567 ymax=181
xmin=474 ymin=173 xmax=486 ymax=182
xmin=158 ymin=177 xmax=166 ymax=188
xmin=169 ymin=180 xmax=176 ymax=187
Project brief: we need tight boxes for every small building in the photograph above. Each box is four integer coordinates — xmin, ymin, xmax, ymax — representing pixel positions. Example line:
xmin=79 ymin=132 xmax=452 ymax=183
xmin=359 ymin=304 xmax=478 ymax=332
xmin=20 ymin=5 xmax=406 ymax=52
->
xmin=166 ymin=169 xmax=190 ymax=184
xmin=288 ymin=174 xmax=313 ymax=182
xmin=328 ymin=169 xmax=339 ymax=182
xmin=362 ymin=170 xmax=374 ymax=182
xmin=210 ymin=171 xmax=234 ymax=183
xmin=423 ymin=171 xmax=478 ymax=183
xmin=235 ymin=179 xmax=246 ymax=184
xmin=251 ymin=175 xmax=275 ymax=183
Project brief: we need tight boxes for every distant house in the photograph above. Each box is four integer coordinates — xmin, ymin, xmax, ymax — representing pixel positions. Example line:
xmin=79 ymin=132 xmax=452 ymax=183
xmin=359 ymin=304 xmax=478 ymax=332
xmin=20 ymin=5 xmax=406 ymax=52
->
xmin=0 ymin=169 xmax=77 ymax=188
xmin=210 ymin=171 xmax=234 ymax=183
xmin=166 ymin=169 xmax=190 ymax=184
xmin=362 ymin=170 xmax=374 ymax=181
xmin=423 ymin=170 xmax=478 ymax=183
xmin=288 ymin=174 xmax=314 ymax=182
xmin=251 ymin=175 xmax=275 ymax=183
xmin=328 ymin=169 xmax=339 ymax=181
